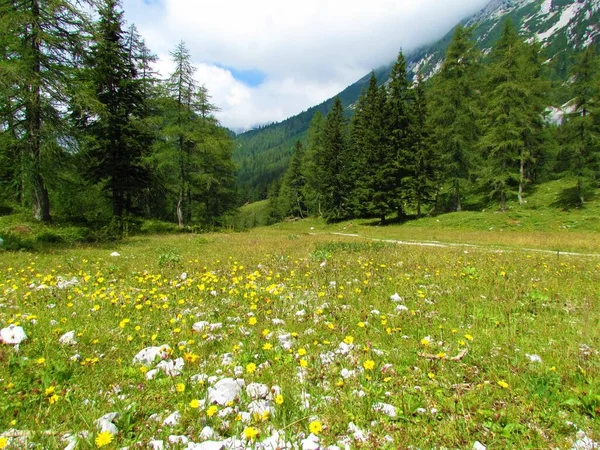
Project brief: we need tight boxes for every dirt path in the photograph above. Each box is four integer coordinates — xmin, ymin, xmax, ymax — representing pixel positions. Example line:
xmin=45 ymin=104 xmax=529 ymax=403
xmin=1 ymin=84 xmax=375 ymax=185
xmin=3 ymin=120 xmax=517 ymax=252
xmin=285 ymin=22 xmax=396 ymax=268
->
xmin=324 ymin=232 xmax=600 ymax=259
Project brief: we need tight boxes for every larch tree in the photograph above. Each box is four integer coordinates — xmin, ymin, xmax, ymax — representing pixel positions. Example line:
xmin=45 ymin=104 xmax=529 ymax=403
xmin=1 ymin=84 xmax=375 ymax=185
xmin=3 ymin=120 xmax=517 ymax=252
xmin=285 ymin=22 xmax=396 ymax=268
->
xmin=0 ymin=0 xmax=91 ymax=221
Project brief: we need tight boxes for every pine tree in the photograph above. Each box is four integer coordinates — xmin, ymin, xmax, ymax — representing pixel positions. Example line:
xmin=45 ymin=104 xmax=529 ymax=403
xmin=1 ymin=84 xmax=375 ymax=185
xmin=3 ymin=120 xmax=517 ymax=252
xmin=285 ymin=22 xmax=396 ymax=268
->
xmin=320 ymin=97 xmax=350 ymax=222
xmin=84 ymin=0 xmax=151 ymax=227
xmin=562 ymin=46 xmax=599 ymax=206
xmin=385 ymin=51 xmax=413 ymax=218
xmin=428 ymin=26 xmax=480 ymax=212
xmin=404 ymin=72 xmax=437 ymax=217
xmin=302 ymin=111 xmax=325 ymax=216
xmin=279 ymin=141 xmax=307 ymax=218
xmin=478 ymin=20 xmax=532 ymax=211
xmin=0 ymin=0 xmax=90 ymax=220
xmin=351 ymin=73 xmax=392 ymax=221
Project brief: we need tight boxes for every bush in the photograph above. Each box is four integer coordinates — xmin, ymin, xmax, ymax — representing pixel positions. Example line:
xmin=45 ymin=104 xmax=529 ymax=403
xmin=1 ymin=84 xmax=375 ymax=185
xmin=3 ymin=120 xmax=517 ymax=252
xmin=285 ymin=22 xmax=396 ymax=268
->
xmin=140 ymin=220 xmax=181 ymax=234
xmin=35 ymin=231 xmax=65 ymax=244
xmin=0 ymin=231 xmax=35 ymax=251
xmin=0 ymin=204 xmax=14 ymax=216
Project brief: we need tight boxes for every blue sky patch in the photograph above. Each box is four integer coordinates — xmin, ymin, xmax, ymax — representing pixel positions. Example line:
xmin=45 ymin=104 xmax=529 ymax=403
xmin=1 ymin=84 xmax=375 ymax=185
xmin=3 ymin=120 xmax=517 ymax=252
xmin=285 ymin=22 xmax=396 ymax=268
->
xmin=220 ymin=65 xmax=266 ymax=87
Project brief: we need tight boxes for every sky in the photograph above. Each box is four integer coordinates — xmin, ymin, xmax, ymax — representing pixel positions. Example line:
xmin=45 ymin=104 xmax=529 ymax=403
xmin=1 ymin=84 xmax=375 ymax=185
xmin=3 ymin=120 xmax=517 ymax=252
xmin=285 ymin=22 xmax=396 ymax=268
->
xmin=122 ymin=0 xmax=491 ymax=132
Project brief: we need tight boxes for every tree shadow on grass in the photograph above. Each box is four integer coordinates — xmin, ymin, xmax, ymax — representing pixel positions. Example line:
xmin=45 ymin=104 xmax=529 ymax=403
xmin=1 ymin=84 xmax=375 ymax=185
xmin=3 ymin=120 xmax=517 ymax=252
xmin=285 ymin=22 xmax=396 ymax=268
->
xmin=551 ymin=186 xmax=593 ymax=210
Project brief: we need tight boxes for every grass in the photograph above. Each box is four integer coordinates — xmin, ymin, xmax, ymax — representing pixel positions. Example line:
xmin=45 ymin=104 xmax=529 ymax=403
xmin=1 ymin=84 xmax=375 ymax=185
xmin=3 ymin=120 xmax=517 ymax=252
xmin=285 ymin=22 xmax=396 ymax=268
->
xmin=1 ymin=223 xmax=599 ymax=449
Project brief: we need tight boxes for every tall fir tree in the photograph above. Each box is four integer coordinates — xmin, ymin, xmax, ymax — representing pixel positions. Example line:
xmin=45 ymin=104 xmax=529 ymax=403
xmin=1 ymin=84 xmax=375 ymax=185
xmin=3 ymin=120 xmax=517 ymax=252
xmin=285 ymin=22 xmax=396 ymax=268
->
xmin=319 ymin=97 xmax=350 ymax=222
xmin=404 ymin=72 xmax=437 ymax=217
xmin=478 ymin=20 xmax=532 ymax=211
xmin=385 ymin=51 xmax=413 ymax=218
xmin=561 ymin=46 xmax=599 ymax=205
xmin=0 ymin=0 xmax=90 ymax=220
xmin=428 ymin=26 xmax=481 ymax=211
xmin=279 ymin=141 xmax=307 ymax=218
xmin=85 ymin=0 xmax=151 ymax=227
xmin=302 ymin=111 xmax=325 ymax=216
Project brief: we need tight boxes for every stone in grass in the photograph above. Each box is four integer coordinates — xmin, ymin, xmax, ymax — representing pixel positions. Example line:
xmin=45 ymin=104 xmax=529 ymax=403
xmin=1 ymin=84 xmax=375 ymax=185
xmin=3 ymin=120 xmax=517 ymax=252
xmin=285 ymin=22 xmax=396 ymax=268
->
xmin=162 ymin=411 xmax=180 ymax=427
xmin=0 ymin=324 xmax=27 ymax=345
xmin=110 ymin=252 xmax=120 ymax=257
xmin=199 ymin=426 xmax=219 ymax=441
xmin=132 ymin=345 xmax=171 ymax=366
xmin=373 ymin=402 xmax=397 ymax=418
xmin=156 ymin=357 xmax=185 ymax=377
xmin=168 ymin=435 xmax=189 ymax=445
xmin=473 ymin=441 xmax=487 ymax=450
xmin=148 ymin=440 xmax=164 ymax=450
xmin=390 ymin=293 xmax=402 ymax=302
xmin=59 ymin=330 xmax=77 ymax=346
xmin=246 ymin=382 xmax=270 ymax=400
xmin=301 ymin=434 xmax=320 ymax=450
xmin=186 ymin=441 xmax=227 ymax=450
xmin=247 ymin=399 xmax=275 ymax=417
xmin=207 ymin=378 xmax=245 ymax=406
xmin=95 ymin=412 xmax=119 ymax=435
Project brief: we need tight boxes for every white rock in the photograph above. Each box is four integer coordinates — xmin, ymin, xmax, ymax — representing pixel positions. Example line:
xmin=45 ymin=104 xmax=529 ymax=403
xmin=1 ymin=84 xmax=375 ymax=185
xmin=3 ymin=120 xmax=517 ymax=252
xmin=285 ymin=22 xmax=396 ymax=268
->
xmin=132 ymin=345 xmax=170 ymax=366
xmin=156 ymin=357 xmax=184 ymax=376
xmin=572 ymin=431 xmax=600 ymax=450
xmin=180 ymin=272 xmax=188 ymax=280
xmin=145 ymin=369 xmax=159 ymax=380
xmin=337 ymin=342 xmax=353 ymax=355
xmin=56 ymin=277 xmax=78 ymax=289
xmin=199 ymin=426 xmax=218 ymax=441
xmin=168 ymin=435 xmax=189 ymax=445
xmin=162 ymin=411 xmax=181 ymax=427
xmin=59 ymin=331 xmax=77 ymax=346
xmin=348 ymin=422 xmax=368 ymax=442
xmin=473 ymin=441 xmax=487 ymax=450
xmin=207 ymin=378 xmax=245 ymax=405
xmin=246 ymin=383 xmax=270 ymax=400
xmin=340 ymin=368 xmax=355 ymax=379
xmin=248 ymin=399 xmax=275 ymax=417
xmin=221 ymin=353 xmax=234 ymax=366
xmin=110 ymin=252 xmax=120 ymax=257
xmin=526 ymin=353 xmax=542 ymax=363
xmin=192 ymin=321 xmax=210 ymax=333
xmin=395 ymin=304 xmax=409 ymax=313
xmin=95 ymin=412 xmax=119 ymax=434
xmin=278 ymin=333 xmax=293 ymax=350
xmin=373 ymin=402 xmax=397 ymax=418
xmin=390 ymin=293 xmax=402 ymax=302
xmin=301 ymin=434 xmax=320 ymax=450
xmin=148 ymin=440 xmax=164 ymax=450
xmin=0 ymin=325 xmax=27 ymax=345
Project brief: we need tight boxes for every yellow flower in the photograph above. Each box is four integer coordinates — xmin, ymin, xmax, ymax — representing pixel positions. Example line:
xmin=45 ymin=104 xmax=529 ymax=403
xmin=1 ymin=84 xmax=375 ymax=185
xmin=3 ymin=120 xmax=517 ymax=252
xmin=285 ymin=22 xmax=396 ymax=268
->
xmin=297 ymin=348 xmax=307 ymax=356
xmin=309 ymin=420 xmax=322 ymax=435
xmin=343 ymin=335 xmax=354 ymax=345
xmin=243 ymin=427 xmax=259 ymax=440
xmin=36 ymin=357 xmax=46 ymax=365
xmin=95 ymin=431 xmax=113 ymax=448
xmin=206 ymin=405 xmax=218 ymax=417
xmin=274 ymin=394 xmax=284 ymax=405
xmin=299 ymin=359 xmax=308 ymax=368
xmin=246 ymin=362 xmax=257 ymax=374
xmin=0 ymin=437 xmax=8 ymax=449
xmin=176 ymin=383 xmax=185 ymax=393
xmin=262 ymin=343 xmax=273 ymax=350
xmin=357 ymin=322 xmax=366 ymax=328
xmin=420 ymin=338 xmax=430 ymax=347
xmin=48 ymin=394 xmax=60 ymax=404
xmin=497 ymin=380 xmax=509 ymax=389
xmin=363 ymin=360 xmax=375 ymax=370
xmin=428 ymin=372 xmax=435 ymax=380
xmin=248 ymin=317 xmax=257 ymax=326
xmin=464 ymin=334 xmax=473 ymax=341
xmin=189 ymin=399 xmax=200 ymax=409
xmin=45 ymin=386 xmax=55 ymax=396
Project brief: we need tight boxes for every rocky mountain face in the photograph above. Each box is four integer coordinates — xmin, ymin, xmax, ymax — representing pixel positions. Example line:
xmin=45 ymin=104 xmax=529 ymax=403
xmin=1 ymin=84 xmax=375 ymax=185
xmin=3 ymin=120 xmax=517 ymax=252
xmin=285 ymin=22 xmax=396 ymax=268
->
xmin=234 ymin=0 xmax=600 ymax=202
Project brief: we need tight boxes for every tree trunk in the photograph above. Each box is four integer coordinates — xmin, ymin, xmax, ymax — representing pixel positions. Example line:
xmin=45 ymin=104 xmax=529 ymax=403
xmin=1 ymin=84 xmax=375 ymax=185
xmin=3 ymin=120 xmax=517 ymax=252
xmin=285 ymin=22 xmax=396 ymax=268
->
xmin=177 ymin=188 xmax=184 ymax=227
xmin=27 ymin=0 xmax=50 ymax=222
xmin=454 ymin=179 xmax=461 ymax=212
xmin=518 ymin=156 xmax=525 ymax=204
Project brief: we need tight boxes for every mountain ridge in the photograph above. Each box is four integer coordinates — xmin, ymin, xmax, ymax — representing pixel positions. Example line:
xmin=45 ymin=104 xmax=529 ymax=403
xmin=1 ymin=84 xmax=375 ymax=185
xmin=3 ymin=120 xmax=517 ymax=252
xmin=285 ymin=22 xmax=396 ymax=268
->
xmin=234 ymin=0 xmax=600 ymax=202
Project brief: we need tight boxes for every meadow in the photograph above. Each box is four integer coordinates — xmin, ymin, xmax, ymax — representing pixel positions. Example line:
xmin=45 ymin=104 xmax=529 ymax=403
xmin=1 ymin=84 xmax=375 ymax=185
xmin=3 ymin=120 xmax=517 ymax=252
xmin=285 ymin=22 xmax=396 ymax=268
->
xmin=1 ymin=222 xmax=599 ymax=449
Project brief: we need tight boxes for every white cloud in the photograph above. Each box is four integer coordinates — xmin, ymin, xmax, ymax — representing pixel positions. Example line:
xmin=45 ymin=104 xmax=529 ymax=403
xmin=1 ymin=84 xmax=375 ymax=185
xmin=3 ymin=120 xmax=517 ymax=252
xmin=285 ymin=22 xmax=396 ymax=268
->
xmin=123 ymin=0 xmax=490 ymax=131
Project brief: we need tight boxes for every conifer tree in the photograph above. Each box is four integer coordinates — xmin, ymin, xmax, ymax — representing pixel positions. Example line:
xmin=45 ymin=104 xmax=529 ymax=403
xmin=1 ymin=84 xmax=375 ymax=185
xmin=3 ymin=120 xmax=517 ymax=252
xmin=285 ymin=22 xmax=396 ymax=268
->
xmin=385 ymin=51 xmax=413 ymax=218
xmin=562 ymin=46 xmax=599 ymax=205
xmin=320 ymin=97 xmax=350 ymax=222
xmin=428 ymin=26 xmax=480 ymax=211
xmin=302 ymin=111 xmax=325 ymax=216
xmin=279 ymin=141 xmax=307 ymax=218
xmin=85 ymin=0 xmax=150 ymax=227
xmin=0 ymin=0 xmax=90 ymax=220
xmin=404 ymin=72 xmax=436 ymax=217
xmin=478 ymin=20 xmax=531 ymax=211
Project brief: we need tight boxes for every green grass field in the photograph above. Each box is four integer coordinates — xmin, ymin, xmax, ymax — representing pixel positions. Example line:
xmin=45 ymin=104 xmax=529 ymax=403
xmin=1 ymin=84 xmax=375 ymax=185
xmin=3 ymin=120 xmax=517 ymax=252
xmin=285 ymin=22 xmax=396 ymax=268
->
xmin=1 ymin=214 xmax=599 ymax=449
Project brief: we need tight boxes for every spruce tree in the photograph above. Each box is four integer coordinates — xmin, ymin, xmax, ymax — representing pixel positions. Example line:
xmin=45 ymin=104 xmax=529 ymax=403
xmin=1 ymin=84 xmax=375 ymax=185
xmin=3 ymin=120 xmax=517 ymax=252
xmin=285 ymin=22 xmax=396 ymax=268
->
xmin=478 ymin=20 xmax=531 ymax=211
xmin=320 ymin=97 xmax=350 ymax=222
xmin=562 ymin=46 xmax=599 ymax=205
xmin=85 ymin=0 xmax=150 ymax=227
xmin=0 ymin=0 xmax=90 ymax=221
xmin=279 ymin=141 xmax=307 ymax=218
xmin=428 ymin=26 xmax=480 ymax=211
xmin=302 ymin=111 xmax=325 ymax=216
xmin=385 ymin=51 xmax=413 ymax=218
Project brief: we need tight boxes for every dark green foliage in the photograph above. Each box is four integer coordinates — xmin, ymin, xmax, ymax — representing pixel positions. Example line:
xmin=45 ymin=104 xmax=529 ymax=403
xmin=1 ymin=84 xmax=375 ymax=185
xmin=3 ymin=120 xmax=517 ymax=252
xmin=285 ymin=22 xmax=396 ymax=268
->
xmin=319 ymin=97 xmax=351 ymax=222
xmin=560 ymin=47 xmax=600 ymax=206
xmin=279 ymin=141 xmax=307 ymax=218
xmin=302 ymin=112 xmax=326 ymax=216
xmin=428 ymin=25 xmax=481 ymax=212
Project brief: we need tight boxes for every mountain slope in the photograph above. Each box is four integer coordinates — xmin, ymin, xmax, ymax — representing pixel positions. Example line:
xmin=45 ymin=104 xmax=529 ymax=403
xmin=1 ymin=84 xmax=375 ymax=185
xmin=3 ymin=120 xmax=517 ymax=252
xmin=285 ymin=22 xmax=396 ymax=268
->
xmin=234 ymin=0 xmax=600 ymax=202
